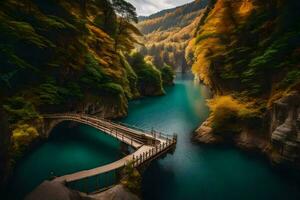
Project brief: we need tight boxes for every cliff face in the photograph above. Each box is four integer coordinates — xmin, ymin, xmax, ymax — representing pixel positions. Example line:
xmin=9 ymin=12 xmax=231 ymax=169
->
xmin=271 ymin=91 xmax=300 ymax=168
xmin=137 ymin=0 xmax=209 ymax=72
xmin=190 ymin=0 xmax=300 ymax=169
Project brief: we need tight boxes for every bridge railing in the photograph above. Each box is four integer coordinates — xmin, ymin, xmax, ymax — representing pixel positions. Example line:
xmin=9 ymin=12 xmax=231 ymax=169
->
xmin=44 ymin=113 xmax=177 ymax=144
xmin=60 ymin=114 xmax=144 ymax=146
xmin=65 ymin=138 xmax=177 ymax=194
xmin=76 ymin=113 xmax=175 ymax=140
xmin=132 ymin=137 xmax=176 ymax=168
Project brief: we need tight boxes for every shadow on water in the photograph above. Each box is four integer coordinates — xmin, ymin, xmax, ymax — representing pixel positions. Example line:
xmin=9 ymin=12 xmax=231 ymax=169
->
xmin=50 ymin=122 xmax=121 ymax=155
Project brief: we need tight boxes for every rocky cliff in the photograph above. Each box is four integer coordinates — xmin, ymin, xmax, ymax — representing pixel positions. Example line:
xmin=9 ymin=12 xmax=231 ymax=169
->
xmin=190 ymin=0 xmax=300 ymax=169
xmin=271 ymin=91 xmax=300 ymax=168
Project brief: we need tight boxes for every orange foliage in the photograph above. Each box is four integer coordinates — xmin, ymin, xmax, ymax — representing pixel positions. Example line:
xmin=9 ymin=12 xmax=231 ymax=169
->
xmin=239 ymin=0 xmax=255 ymax=16
xmin=208 ymin=95 xmax=259 ymax=132
xmin=190 ymin=0 xmax=255 ymax=86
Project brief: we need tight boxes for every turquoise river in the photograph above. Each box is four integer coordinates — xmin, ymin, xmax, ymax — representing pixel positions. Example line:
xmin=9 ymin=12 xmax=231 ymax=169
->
xmin=6 ymin=74 xmax=300 ymax=200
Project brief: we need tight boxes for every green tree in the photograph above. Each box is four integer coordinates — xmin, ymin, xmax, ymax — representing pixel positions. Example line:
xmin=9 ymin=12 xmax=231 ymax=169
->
xmin=112 ymin=0 xmax=142 ymax=51
xmin=160 ymin=63 xmax=175 ymax=86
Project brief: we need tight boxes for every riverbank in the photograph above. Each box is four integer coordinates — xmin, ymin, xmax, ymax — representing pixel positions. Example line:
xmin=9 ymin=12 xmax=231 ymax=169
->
xmin=194 ymin=90 xmax=300 ymax=171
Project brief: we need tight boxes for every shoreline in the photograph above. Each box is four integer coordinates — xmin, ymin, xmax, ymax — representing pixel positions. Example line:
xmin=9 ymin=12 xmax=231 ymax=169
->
xmin=193 ymin=118 xmax=300 ymax=172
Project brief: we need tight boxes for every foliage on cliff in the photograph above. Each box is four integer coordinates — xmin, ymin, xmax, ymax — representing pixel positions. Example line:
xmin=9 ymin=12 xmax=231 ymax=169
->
xmin=160 ymin=64 xmax=175 ymax=86
xmin=208 ymin=96 xmax=259 ymax=134
xmin=121 ymin=162 xmax=141 ymax=194
xmin=0 ymin=0 xmax=164 ymax=184
xmin=128 ymin=52 xmax=164 ymax=96
xmin=188 ymin=0 xmax=300 ymax=96
xmin=137 ymin=0 xmax=209 ymax=72
xmin=189 ymin=0 xmax=300 ymax=137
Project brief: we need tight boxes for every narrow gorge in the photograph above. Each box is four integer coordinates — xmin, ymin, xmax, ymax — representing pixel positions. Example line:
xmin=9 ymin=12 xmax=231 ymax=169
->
xmin=0 ymin=0 xmax=299 ymax=200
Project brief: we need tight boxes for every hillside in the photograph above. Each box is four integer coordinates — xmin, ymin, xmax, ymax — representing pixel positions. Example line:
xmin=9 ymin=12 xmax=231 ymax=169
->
xmin=189 ymin=0 xmax=300 ymax=169
xmin=137 ymin=0 xmax=208 ymax=72
xmin=0 ymin=0 xmax=168 ymax=187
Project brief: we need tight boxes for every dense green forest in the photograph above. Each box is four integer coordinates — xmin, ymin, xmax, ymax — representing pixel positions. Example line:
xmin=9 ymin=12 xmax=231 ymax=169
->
xmin=0 ymin=0 xmax=173 ymax=186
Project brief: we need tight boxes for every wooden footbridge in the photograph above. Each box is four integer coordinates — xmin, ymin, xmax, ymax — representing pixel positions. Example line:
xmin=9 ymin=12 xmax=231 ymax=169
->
xmin=43 ymin=113 xmax=177 ymax=193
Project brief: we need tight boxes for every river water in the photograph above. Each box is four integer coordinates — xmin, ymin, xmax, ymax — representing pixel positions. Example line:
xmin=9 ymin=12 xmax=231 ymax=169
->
xmin=7 ymin=74 xmax=300 ymax=200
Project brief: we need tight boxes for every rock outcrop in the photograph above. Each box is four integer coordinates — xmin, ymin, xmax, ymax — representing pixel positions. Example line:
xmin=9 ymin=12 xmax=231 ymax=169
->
xmin=270 ymin=91 xmax=300 ymax=168
xmin=194 ymin=91 xmax=300 ymax=170
xmin=26 ymin=181 xmax=140 ymax=200
xmin=90 ymin=185 xmax=140 ymax=200
xmin=25 ymin=181 xmax=85 ymax=200
xmin=193 ymin=119 xmax=222 ymax=144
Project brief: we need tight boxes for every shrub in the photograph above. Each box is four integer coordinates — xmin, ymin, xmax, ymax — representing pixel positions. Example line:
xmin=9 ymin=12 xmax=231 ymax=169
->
xmin=3 ymin=97 xmax=39 ymax=124
xmin=11 ymin=124 xmax=39 ymax=157
xmin=121 ymin=162 xmax=141 ymax=194
xmin=208 ymin=96 xmax=259 ymax=134
xmin=129 ymin=52 xmax=164 ymax=96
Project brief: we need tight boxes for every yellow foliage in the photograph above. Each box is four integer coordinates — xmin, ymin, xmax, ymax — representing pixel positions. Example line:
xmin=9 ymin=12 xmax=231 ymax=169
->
xmin=192 ymin=49 xmax=211 ymax=85
xmin=11 ymin=124 xmax=39 ymax=155
xmin=208 ymin=96 xmax=259 ymax=132
xmin=239 ymin=0 xmax=255 ymax=16
xmin=191 ymin=0 xmax=256 ymax=86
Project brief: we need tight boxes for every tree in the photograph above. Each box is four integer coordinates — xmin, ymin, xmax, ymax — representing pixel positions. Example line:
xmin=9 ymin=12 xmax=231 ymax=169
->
xmin=94 ymin=0 xmax=117 ymax=36
xmin=112 ymin=0 xmax=142 ymax=51
xmin=112 ymin=0 xmax=138 ymax=23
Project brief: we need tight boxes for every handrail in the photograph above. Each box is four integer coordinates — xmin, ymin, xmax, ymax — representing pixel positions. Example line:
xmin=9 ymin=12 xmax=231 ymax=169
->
xmin=43 ymin=113 xmax=177 ymax=141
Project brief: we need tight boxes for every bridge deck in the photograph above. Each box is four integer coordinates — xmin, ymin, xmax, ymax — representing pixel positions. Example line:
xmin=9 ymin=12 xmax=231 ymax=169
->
xmin=54 ymin=145 xmax=152 ymax=183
